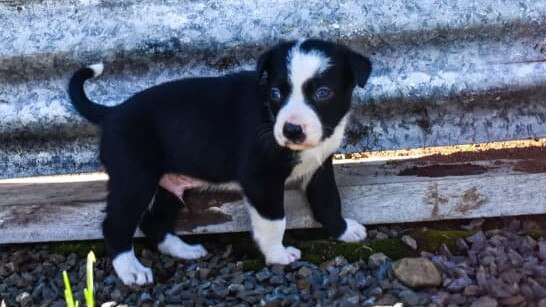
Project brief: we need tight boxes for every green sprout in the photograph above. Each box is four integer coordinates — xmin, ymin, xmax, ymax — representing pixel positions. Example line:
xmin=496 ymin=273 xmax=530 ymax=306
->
xmin=84 ymin=251 xmax=96 ymax=307
xmin=63 ymin=270 xmax=79 ymax=307
xmin=63 ymin=251 xmax=96 ymax=307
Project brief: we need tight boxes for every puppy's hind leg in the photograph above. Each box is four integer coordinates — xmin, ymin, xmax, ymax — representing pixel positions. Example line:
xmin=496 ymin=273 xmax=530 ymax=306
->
xmin=103 ymin=167 xmax=160 ymax=286
xmin=140 ymin=187 xmax=207 ymax=260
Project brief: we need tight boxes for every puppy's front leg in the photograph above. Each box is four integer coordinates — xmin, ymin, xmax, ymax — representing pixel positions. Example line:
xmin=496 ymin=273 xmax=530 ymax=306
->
xmin=305 ymin=156 xmax=367 ymax=242
xmin=243 ymin=182 xmax=301 ymax=265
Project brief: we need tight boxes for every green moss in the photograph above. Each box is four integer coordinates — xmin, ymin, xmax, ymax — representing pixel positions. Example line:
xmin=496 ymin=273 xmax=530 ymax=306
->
xmin=411 ymin=229 xmax=475 ymax=254
xmin=367 ymin=238 xmax=417 ymax=259
xmin=292 ymin=229 xmax=477 ymax=265
xmin=242 ymin=259 xmax=265 ymax=272
xmin=241 ymin=230 xmax=469 ymax=270
xmin=297 ymin=238 xmax=416 ymax=265
xmin=528 ymin=230 xmax=545 ymax=240
xmin=46 ymin=228 xmax=483 ymax=272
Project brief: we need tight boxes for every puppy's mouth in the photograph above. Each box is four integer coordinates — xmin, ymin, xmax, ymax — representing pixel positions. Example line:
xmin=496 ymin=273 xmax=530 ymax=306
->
xmin=279 ymin=140 xmax=318 ymax=151
xmin=273 ymin=122 xmax=323 ymax=151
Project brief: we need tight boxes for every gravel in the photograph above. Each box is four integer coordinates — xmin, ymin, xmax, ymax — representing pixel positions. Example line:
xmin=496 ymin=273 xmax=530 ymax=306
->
xmin=1 ymin=218 xmax=545 ymax=306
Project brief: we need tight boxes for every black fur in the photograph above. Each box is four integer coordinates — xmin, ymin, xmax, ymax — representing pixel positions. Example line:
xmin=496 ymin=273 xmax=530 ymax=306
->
xmin=68 ymin=39 xmax=372 ymax=276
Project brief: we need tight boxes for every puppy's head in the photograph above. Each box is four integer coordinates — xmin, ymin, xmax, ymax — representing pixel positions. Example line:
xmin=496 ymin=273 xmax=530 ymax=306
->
xmin=257 ymin=39 xmax=372 ymax=151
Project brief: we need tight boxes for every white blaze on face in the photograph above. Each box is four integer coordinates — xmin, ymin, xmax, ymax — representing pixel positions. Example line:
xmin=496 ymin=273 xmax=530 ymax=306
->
xmin=273 ymin=43 xmax=331 ymax=150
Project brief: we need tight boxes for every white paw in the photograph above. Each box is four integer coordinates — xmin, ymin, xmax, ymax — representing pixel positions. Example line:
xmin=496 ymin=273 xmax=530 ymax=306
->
xmin=158 ymin=233 xmax=208 ymax=259
xmin=337 ymin=218 xmax=367 ymax=242
xmin=112 ymin=250 xmax=153 ymax=286
xmin=265 ymin=246 xmax=301 ymax=265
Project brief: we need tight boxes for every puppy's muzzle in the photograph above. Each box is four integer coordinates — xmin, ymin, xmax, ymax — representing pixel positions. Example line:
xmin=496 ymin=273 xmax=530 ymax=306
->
xmin=282 ymin=122 xmax=305 ymax=144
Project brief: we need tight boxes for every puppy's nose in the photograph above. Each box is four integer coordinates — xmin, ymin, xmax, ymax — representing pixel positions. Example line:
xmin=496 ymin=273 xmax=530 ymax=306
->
xmin=283 ymin=122 xmax=305 ymax=143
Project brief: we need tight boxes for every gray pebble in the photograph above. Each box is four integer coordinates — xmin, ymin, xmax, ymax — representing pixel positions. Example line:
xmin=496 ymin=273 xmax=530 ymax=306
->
xmin=270 ymin=265 xmax=284 ymax=275
xmin=269 ymin=275 xmax=284 ymax=285
xmin=488 ymin=279 xmax=517 ymax=298
xmin=528 ymin=278 xmax=546 ymax=299
xmin=460 ymin=219 xmax=485 ymax=230
xmin=464 ymin=284 xmax=482 ymax=296
xmin=362 ymin=296 xmax=376 ymax=307
xmin=470 ymin=296 xmax=498 ymax=307
xmin=375 ymin=261 xmax=391 ymax=281
xmin=507 ymin=248 xmax=523 ymax=266
xmin=344 ymin=294 xmax=360 ymax=305
xmin=447 ymin=277 xmax=472 ymax=292
xmin=401 ymin=235 xmax=418 ymax=250
xmin=15 ymin=292 xmax=32 ymax=307
xmin=367 ymin=286 xmax=383 ymax=297
xmin=538 ymin=241 xmax=546 ymax=261
xmin=356 ymin=273 xmax=373 ymax=289
xmin=198 ymin=267 xmax=210 ymax=279
xmin=368 ymin=253 xmax=389 ymax=269
xmin=430 ymin=291 xmax=450 ymax=306
xmin=480 ymin=255 xmax=495 ymax=265
xmin=439 ymin=243 xmax=453 ymax=258
xmin=375 ymin=232 xmax=389 ymax=240
xmin=103 ymin=274 xmax=117 ymax=286
xmin=42 ymin=285 xmax=56 ymax=300
xmin=227 ymin=283 xmax=245 ymax=293
xmin=139 ymin=291 xmax=153 ymax=303
xmin=255 ymin=268 xmax=271 ymax=282
xmin=399 ymin=289 xmax=420 ymax=305
xmin=505 ymin=219 xmax=521 ymax=233
xmin=289 ymin=261 xmax=306 ymax=270
xmin=4 ymin=273 xmax=22 ymax=287
xmin=297 ymin=266 xmax=313 ymax=278
xmin=197 ymin=281 xmax=211 ymax=291
xmin=2 ymin=262 xmax=17 ymax=275
xmin=367 ymin=229 xmax=378 ymax=239
xmin=211 ymin=285 xmax=229 ymax=298
xmin=447 ymin=293 xmax=466 ymax=305
xmin=110 ymin=288 xmax=123 ymax=302
xmin=375 ymin=293 xmax=399 ymax=305
xmin=466 ymin=231 xmax=487 ymax=250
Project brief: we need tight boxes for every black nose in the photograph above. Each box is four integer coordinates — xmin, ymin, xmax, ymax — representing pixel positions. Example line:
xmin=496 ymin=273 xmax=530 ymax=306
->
xmin=283 ymin=123 xmax=305 ymax=143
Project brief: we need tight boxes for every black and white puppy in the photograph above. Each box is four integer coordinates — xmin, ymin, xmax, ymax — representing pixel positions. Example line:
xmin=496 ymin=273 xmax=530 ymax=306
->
xmin=68 ymin=39 xmax=372 ymax=286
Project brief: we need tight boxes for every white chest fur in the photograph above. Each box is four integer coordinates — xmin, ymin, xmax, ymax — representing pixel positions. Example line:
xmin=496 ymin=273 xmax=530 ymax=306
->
xmin=287 ymin=115 xmax=349 ymax=185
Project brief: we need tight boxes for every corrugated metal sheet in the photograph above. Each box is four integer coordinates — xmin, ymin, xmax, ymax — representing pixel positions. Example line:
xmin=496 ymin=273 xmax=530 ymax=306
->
xmin=1 ymin=0 xmax=546 ymax=178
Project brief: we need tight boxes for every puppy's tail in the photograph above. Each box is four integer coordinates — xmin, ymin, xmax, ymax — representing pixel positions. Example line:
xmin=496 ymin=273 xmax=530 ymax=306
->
xmin=68 ymin=63 xmax=108 ymax=125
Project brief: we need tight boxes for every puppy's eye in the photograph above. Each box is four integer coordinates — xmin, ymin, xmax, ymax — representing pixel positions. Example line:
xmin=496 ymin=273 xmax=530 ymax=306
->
xmin=270 ymin=87 xmax=282 ymax=102
xmin=314 ymin=87 xmax=333 ymax=101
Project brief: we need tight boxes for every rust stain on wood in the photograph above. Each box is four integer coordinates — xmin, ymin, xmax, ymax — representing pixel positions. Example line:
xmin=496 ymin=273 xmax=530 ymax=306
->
xmin=399 ymin=164 xmax=488 ymax=177
xmin=513 ymin=159 xmax=546 ymax=174
xmin=0 ymin=203 xmax=94 ymax=229
xmin=425 ymin=183 xmax=448 ymax=218
xmin=456 ymin=187 xmax=488 ymax=213
xmin=173 ymin=190 xmax=242 ymax=231
xmin=0 ymin=180 xmax=241 ymax=232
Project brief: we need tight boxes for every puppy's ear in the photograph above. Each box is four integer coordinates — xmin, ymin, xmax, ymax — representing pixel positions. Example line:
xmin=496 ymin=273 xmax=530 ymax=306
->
xmin=256 ymin=48 xmax=273 ymax=82
xmin=346 ymin=49 xmax=372 ymax=88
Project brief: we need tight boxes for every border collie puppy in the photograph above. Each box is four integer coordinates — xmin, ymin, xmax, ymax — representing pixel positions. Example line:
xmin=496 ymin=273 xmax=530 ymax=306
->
xmin=69 ymin=39 xmax=372 ymax=286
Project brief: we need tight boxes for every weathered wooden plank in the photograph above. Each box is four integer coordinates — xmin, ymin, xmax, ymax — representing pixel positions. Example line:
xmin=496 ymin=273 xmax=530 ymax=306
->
xmin=1 ymin=158 xmax=545 ymax=244
xmin=2 ymin=144 xmax=542 ymax=208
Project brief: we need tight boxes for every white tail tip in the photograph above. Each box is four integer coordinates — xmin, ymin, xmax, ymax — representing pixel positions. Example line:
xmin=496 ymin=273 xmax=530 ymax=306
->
xmin=88 ymin=63 xmax=104 ymax=78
